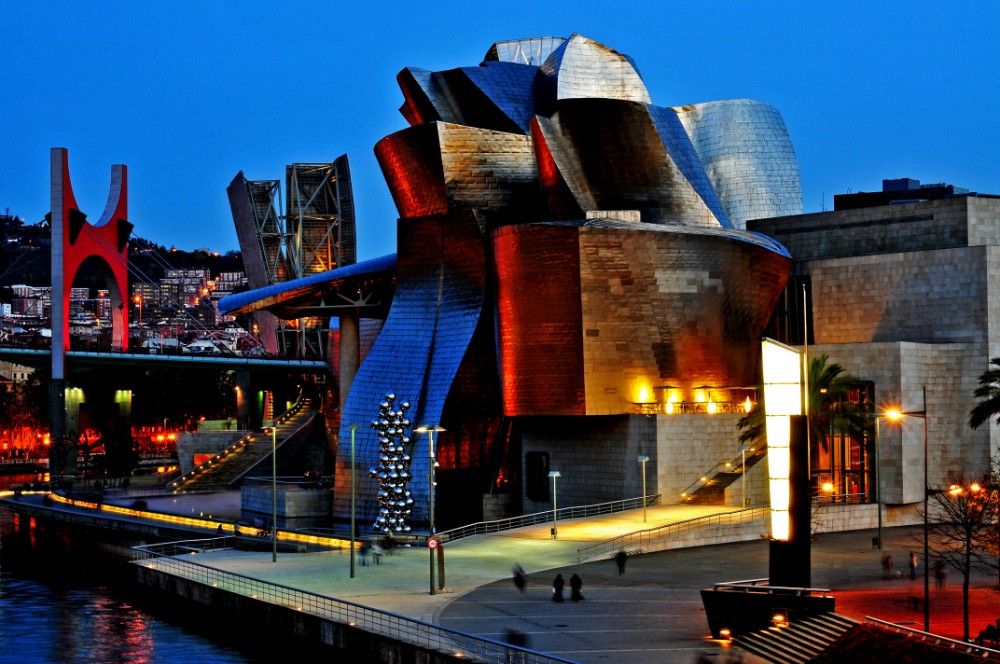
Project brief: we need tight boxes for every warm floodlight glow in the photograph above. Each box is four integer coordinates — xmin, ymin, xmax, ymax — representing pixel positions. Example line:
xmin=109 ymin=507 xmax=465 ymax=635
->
xmin=821 ymin=482 xmax=834 ymax=493
xmin=665 ymin=401 xmax=675 ymax=414
xmin=884 ymin=408 xmax=902 ymax=422
xmin=743 ymin=397 xmax=753 ymax=414
xmin=706 ymin=399 xmax=718 ymax=414
xmin=762 ymin=338 xmax=801 ymax=542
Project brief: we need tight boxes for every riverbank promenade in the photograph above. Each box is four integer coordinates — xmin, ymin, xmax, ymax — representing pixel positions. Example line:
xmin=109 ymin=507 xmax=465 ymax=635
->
xmin=5 ymin=490 xmax=998 ymax=662
xmin=124 ymin=494 xmax=1000 ymax=662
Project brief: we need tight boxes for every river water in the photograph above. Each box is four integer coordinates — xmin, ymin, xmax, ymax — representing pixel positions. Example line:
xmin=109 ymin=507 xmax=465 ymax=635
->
xmin=0 ymin=475 xmax=263 ymax=663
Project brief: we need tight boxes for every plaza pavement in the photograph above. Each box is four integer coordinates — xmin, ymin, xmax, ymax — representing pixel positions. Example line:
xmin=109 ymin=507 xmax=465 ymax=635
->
xmin=117 ymin=494 xmax=1000 ymax=662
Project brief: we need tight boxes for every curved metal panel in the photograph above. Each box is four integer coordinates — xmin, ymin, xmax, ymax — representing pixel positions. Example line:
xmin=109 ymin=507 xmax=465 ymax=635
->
xmin=493 ymin=223 xmax=585 ymax=416
xmin=540 ymin=34 xmax=651 ymax=104
xmin=576 ymin=219 xmax=791 ymax=413
xmin=374 ymin=124 xmax=448 ymax=218
xmin=334 ymin=213 xmax=487 ymax=526
xmin=673 ymin=99 xmax=803 ymax=228
xmin=484 ymin=37 xmax=566 ymax=65
xmin=533 ymin=99 xmax=722 ymax=227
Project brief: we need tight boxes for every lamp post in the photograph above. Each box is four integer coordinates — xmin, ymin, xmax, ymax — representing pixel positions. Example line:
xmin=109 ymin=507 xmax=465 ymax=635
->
xmin=884 ymin=385 xmax=928 ymax=630
xmin=271 ymin=420 xmax=277 ymax=563
xmin=637 ymin=456 xmax=650 ymax=522
xmin=875 ymin=415 xmax=882 ymax=550
xmin=740 ymin=446 xmax=752 ymax=508
xmin=349 ymin=423 xmax=358 ymax=579
xmin=548 ymin=470 xmax=561 ymax=538
xmin=415 ymin=424 xmax=445 ymax=595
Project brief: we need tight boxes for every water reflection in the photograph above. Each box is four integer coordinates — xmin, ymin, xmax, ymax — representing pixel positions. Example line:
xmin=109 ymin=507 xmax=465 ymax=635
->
xmin=0 ymin=506 xmax=251 ymax=663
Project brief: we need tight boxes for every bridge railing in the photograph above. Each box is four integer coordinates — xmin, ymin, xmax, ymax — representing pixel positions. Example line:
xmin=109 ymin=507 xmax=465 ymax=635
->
xmin=437 ymin=494 xmax=660 ymax=544
xmin=132 ymin=538 xmax=577 ymax=664
xmin=576 ymin=506 xmax=768 ymax=563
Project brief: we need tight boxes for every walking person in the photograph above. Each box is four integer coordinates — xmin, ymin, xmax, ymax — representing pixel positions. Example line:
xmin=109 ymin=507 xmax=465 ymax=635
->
xmin=908 ymin=551 xmax=918 ymax=580
xmin=615 ymin=550 xmax=628 ymax=575
xmin=880 ymin=553 xmax=893 ymax=580
xmin=551 ymin=573 xmax=565 ymax=602
xmin=570 ymin=573 xmax=584 ymax=601
xmin=933 ymin=560 xmax=947 ymax=589
xmin=512 ymin=564 xmax=526 ymax=595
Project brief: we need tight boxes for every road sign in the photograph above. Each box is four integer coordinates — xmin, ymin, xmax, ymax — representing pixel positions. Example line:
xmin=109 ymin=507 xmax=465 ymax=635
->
xmin=427 ymin=536 xmax=440 ymax=550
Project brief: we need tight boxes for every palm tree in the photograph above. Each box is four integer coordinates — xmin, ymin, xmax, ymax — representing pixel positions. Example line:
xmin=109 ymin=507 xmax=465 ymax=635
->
xmin=969 ymin=357 xmax=1000 ymax=430
xmin=738 ymin=354 xmax=867 ymax=449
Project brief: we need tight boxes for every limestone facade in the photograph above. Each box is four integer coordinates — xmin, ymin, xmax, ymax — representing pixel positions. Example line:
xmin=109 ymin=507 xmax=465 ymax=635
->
xmin=751 ymin=196 xmax=1000 ymax=506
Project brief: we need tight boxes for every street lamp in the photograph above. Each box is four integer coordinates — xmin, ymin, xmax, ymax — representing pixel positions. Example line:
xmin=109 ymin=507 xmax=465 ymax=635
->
xmin=349 ymin=423 xmax=358 ymax=579
xmin=884 ymin=385 xmax=928 ymax=630
xmin=415 ymin=424 xmax=445 ymax=595
xmin=637 ymin=456 xmax=650 ymax=522
xmin=874 ymin=415 xmax=883 ymax=550
xmin=548 ymin=470 xmax=562 ymax=538
xmin=270 ymin=421 xmax=278 ymax=563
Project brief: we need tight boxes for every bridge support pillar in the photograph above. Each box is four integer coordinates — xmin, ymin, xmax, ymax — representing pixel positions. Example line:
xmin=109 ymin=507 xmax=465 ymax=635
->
xmin=235 ymin=369 xmax=251 ymax=429
xmin=338 ymin=311 xmax=360 ymax=411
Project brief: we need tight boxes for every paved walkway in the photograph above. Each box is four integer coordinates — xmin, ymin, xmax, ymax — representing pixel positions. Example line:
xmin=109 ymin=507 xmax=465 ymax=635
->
xmin=186 ymin=519 xmax=998 ymax=663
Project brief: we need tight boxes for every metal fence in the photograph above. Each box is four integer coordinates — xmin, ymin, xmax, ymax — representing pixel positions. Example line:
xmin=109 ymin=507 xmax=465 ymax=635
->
xmin=437 ymin=494 xmax=660 ymax=544
xmin=865 ymin=616 xmax=1000 ymax=659
xmin=132 ymin=538 xmax=578 ymax=664
xmin=576 ymin=506 xmax=768 ymax=562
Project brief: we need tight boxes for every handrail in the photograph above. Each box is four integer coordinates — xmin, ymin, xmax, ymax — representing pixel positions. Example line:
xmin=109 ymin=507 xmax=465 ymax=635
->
xmin=132 ymin=539 xmax=577 ymax=664
xmin=713 ymin=580 xmax=832 ymax=594
xmin=865 ymin=616 xmax=1000 ymax=657
xmin=436 ymin=494 xmax=660 ymax=544
xmin=576 ymin=506 xmax=768 ymax=562
xmin=680 ymin=445 xmax=763 ymax=500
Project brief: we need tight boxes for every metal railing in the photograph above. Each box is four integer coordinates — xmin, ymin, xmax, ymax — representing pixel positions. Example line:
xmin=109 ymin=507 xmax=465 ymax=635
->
xmin=437 ymin=494 xmax=660 ymax=544
xmin=576 ymin=506 xmax=768 ymax=562
xmin=132 ymin=538 xmax=577 ymax=664
xmin=713 ymin=578 xmax=832 ymax=595
xmin=680 ymin=445 xmax=764 ymax=501
xmin=865 ymin=616 xmax=1000 ymax=659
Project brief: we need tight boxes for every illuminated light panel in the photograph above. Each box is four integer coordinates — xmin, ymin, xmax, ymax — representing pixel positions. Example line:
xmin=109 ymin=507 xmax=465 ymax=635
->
xmin=761 ymin=338 xmax=801 ymax=542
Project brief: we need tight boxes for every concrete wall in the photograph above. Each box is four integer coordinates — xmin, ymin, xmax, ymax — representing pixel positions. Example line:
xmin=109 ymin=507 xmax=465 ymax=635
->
xmin=176 ymin=432 xmax=247 ymax=475
xmin=519 ymin=412 xmax=753 ymax=510
xmin=241 ymin=481 xmax=332 ymax=529
xmin=520 ymin=415 xmax=656 ymax=513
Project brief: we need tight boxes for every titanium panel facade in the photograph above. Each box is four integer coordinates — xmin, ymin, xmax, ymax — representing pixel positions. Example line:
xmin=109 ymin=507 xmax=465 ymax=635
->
xmin=674 ymin=100 xmax=803 ymax=228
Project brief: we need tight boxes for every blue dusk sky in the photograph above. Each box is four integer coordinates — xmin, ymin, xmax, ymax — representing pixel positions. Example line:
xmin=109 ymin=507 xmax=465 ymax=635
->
xmin=1 ymin=2 xmax=998 ymax=258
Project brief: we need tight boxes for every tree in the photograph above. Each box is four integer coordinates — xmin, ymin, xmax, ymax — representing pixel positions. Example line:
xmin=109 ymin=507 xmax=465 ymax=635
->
xmin=969 ymin=357 xmax=1000 ymax=430
xmin=925 ymin=473 xmax=999 ymax=641
xmin=738 ymin=354 xmax=867 ymax=449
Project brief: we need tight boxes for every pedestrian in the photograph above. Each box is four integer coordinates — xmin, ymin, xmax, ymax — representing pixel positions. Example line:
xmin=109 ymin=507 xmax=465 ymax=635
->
xmin=552 ymin=573 xmax=565 ymax=602
xmin=359 ymin=541 xmax=370 ymax=566
xmin=881 ymin=553 xmax=893 ymax=580
xmin=505 ymin=628 xmax=530 ymax=648
xmin=371 ymin=541 xmax=384 ymax=565
xmin=933 ymin=560 xmax=947 ymax=589
xmin=908 ymin=551 xmax=918 ymax=580
xmin=615 ymin=550 xmax=628 ymax=575
xmin=512 ymin=564 xmax=526 ymax=595
xmin=570 ymin=573 xmax=584 ymax=601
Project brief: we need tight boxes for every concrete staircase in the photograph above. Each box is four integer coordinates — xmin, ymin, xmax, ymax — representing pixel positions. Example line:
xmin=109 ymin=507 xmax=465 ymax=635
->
xmin=734 ymin=613 xmax=857 ymax=663
xmin=171 ymin=398 xmax=317 ymax=493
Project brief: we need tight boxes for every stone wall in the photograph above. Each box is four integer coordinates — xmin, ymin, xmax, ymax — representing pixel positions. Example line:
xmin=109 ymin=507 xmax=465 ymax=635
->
xmin=657 ymin=413 xmax=744 ymax=504
xmin=519 ymin=415 xmax=655 ymax=513
xmin=176 ymin=432 xmax=247 ymax=475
